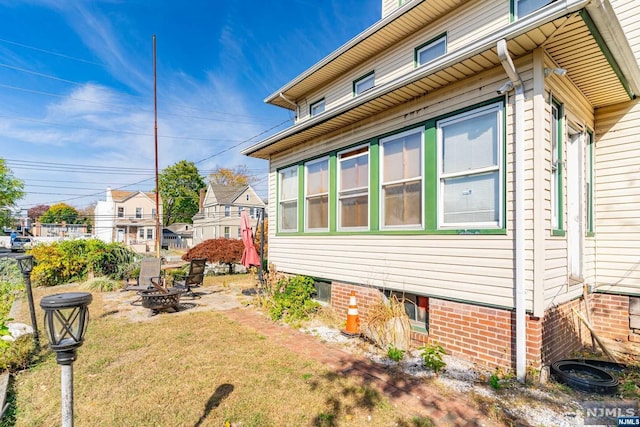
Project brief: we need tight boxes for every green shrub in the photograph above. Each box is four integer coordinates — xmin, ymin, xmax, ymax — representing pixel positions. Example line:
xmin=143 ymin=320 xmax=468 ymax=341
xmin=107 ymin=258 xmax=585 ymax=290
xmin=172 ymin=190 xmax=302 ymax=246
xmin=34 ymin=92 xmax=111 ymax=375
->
xmin=419 ymin=341 xmax=446 ymax=374
xmin=387 ymin=346 xmax=405 ymax=362
xmin=267 ymin=274 xmax=319 ymax=325
xmin=0 ymin=335 xmax=35 ymax=372
xmin=29 ymin=239 xmax=135 ymax=287
xmin=0 ymin=259 xmax=23 ymax=320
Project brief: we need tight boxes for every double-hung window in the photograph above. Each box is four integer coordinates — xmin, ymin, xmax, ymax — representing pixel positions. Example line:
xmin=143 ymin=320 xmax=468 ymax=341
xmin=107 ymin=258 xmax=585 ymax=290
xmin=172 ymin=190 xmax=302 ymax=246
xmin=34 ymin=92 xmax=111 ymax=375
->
xmin=224 ymin=226 xmax=230 ymax=238
xmin=415 ymin=34 xmax=446 ymax=67
xmin=353 ymin=72 xmax=375 ymax=96
xmin=338 ymin=146 xmax=369 ymax=229
xmin=135 ymin=208 xmax=143 ymax=219
xmin=310 ymin=99 xmax=325 ymax=117
xmin=514 ymin=0 xmax=554 ymax=19
xmin=117 ymin=207 xmax=124 ymax=218
xmin=551 ymin=100 xmax=563 ymax=232
xmin=437 ymin=102 xmax=503 ymax=228
xmin=381 ymin=128 xmax=423 ymax=229
xmin=279 ymin=166 xmax=298 ymax=232
xmin=146 ymin=228 xmax=153 ymax=239
xmin=224 ymin=205 xmax=230 ymax=217
xmin=305 ymin=157 xmax=329 ymax=231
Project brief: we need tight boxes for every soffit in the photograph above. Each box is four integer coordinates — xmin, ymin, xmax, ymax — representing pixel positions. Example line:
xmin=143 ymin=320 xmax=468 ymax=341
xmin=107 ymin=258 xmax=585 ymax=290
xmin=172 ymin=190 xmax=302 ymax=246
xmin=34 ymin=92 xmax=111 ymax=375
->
xmin=248 ymin=11 xmax=631 ymax=159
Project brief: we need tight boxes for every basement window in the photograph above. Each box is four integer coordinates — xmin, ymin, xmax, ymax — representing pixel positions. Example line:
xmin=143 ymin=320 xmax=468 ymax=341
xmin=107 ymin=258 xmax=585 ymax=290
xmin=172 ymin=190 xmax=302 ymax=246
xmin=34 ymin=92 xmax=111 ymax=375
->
xmin=384 ymin=290 xmax=429 ymax=333
xmin=312 ymin=279 xmax=331 ymax=304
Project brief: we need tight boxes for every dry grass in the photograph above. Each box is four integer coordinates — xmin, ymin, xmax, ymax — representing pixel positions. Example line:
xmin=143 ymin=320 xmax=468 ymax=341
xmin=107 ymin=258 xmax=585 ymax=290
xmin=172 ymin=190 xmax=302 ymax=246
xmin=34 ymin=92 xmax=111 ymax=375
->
xmin=5 ymin=277 xmax=427 ymax=426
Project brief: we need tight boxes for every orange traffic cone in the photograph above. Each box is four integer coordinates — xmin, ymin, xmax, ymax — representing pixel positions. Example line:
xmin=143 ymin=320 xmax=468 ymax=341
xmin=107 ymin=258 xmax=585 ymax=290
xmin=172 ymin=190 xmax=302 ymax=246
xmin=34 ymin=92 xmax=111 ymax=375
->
xmin=342 ymin=291 xmax=360 ymax=336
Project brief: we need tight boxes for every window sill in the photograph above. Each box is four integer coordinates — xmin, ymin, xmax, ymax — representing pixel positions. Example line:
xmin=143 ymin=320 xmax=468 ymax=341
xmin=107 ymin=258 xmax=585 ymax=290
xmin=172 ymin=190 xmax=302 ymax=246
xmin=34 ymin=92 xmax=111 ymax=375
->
xmin=552 ymin=229 xmax=566 ymax=237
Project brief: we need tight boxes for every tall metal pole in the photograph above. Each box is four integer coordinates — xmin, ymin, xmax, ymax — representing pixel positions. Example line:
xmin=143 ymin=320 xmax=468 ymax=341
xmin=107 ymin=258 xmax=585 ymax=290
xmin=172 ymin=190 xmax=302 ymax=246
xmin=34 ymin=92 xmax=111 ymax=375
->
xmin=153 ymin=35 xmax=161 ymax=258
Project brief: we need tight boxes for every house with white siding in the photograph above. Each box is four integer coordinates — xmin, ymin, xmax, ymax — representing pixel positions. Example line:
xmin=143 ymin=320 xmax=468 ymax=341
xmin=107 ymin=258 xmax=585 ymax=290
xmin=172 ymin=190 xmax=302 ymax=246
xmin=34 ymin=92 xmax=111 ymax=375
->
xmin=192 ymin=184 xmax=265 ymax=246
xmin=94 ymin=187 xmax=162 ymax=253
xmin=243 ymin=0 xmax=640 ymax=379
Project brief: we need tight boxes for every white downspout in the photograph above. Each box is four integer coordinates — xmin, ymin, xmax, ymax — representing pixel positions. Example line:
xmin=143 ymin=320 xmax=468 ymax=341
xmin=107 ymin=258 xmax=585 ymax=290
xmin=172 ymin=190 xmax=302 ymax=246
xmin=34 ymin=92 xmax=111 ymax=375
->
xmin=497 ymin=39 xmax=526 ymax=383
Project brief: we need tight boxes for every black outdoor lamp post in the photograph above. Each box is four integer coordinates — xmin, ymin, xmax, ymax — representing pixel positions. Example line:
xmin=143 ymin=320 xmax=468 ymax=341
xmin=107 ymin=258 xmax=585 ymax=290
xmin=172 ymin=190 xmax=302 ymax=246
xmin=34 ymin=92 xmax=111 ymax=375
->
xmin=16 ymin=254 xmax=39 ymax=347
xmin=40 ymin=292 xmax=92 ymax=427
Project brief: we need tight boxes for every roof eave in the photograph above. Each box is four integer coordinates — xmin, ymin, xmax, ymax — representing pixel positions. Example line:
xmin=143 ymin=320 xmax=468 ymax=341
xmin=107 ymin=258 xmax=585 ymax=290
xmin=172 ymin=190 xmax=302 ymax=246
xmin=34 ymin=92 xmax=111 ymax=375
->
xmin=585 ymin=0 xmax=640 ymax=97
xmin=263 ymin=0 xmax=428 ymax=107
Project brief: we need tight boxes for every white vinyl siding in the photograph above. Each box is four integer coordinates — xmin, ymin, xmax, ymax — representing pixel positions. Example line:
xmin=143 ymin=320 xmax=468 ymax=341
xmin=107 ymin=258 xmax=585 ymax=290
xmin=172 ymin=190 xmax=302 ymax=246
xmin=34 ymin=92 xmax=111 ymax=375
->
xmin=305 ymin=157 xmax=330 ymax=231
xmin=267 ymin=61 xmax=521 ymax=310
xmin=593 ymin=101 xmax=640 ymax=295
xmin=437 ymin=103 xmax=503 ymax=229
xmin=380 ymin=128 xmax=423 ymax=229
xmin=338 ymin=146 xmax=369 ymax=230
xmin=296 ymin=0 xmax=507 ymax=123
xmin=279 ymin=166 xmax=298 ymax=232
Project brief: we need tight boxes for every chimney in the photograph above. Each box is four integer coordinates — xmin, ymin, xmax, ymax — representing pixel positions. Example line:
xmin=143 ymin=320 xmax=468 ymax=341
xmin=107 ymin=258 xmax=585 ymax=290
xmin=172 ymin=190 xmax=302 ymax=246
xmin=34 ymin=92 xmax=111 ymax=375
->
xmin=199 ymin=188 xmax=205 ymax=213
xmin=106 ymin=187 xmax=113 ymax=203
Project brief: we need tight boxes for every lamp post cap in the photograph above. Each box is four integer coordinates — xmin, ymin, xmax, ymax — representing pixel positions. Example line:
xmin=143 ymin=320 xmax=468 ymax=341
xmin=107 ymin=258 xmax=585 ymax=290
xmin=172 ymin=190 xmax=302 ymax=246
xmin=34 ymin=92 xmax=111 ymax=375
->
xmin=40 ymin=292 xmax=93 ymax=310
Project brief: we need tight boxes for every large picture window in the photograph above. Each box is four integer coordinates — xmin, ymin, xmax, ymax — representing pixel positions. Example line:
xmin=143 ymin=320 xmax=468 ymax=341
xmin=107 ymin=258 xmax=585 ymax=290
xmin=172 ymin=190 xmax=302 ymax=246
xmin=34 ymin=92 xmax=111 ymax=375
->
xmin=338 ymin=146 xmax=369 ymax=229
xmin=305 ymin=157 xmax=329 ymax=231
xmin=279 ymin=166 xmax=298 ymax=232
xmin=381 ymin=128 xmax=423 ymax=228
xmin=437 ymin=103 xmax=503 ymax=228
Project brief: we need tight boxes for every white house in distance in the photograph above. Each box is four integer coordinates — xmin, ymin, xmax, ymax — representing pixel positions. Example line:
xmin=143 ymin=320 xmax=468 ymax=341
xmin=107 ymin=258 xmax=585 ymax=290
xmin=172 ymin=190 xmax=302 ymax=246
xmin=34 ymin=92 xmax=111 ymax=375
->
xmin=243 ymin=0 xmax=640 ymax=377
xmin=94 ymin=187 xmax=162 ymax=252
xmin=192 ymin=183 xmax=265 ymax=246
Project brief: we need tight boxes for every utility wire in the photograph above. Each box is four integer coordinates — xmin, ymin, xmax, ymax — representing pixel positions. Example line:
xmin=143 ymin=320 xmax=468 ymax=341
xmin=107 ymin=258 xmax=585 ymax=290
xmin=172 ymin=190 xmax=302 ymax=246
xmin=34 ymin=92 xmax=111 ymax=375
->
xmin=18 ymin=120 xmax=283 ymax=207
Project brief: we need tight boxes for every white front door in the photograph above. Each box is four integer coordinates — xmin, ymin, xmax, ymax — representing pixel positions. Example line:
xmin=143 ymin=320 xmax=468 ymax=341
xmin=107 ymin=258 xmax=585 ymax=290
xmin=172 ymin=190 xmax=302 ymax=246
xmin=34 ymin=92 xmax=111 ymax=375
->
xmin=567 ymin=128 xmax=584 ymax=280
xmin=117 ymin=229 xmax=125 ymax=243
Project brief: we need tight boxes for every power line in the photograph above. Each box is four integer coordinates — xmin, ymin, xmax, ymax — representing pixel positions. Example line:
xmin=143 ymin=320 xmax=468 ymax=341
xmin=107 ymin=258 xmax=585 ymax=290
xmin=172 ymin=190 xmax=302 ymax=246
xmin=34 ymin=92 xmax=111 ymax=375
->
xmin=0 ymin=37 xmax=104 ymax=66
xmin=17 ymin=120 xmax=282 ymax=208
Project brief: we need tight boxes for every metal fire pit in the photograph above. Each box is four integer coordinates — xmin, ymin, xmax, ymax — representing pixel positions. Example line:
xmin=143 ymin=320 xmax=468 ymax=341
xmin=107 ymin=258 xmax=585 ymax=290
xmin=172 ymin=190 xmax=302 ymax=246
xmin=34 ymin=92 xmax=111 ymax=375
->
xmin=140 ymin=288 xmax=181 ymax=312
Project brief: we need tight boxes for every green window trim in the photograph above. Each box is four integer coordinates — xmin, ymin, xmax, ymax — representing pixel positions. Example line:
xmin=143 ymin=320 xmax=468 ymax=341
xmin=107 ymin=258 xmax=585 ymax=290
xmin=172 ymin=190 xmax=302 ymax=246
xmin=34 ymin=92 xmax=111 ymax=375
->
xmin=551 ymin=99 xmax=564 ymax=234
xmin=586 ymin=129 xmax=595 ymax=235
xmin=274 ymin=98 xmax=507 ymax=237
xmin=414 ymin=33 xmax=447 ymax=68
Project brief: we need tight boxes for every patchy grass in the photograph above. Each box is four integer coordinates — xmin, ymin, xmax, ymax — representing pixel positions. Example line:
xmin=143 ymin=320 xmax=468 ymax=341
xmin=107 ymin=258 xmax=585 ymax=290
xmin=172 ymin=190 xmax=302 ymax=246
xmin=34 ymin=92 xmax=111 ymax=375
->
xmin=4 ymin=279 xmax=428 ymax=426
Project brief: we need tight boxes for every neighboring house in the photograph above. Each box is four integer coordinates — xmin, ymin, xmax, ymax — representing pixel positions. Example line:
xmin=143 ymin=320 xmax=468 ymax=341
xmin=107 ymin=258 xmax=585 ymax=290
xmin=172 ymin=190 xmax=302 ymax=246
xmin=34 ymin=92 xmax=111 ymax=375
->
xmin=192 ymin=184 xmax=265 ymax=246
xmin=32 ymin=221 xmax=89 ymax=238
xmin=94 ymin=188 xmax=162 ymax=252
xmin=163 ymin=222 xmax=193 ymax=248
xmin=243 ymin=0 xmax=640 ymax=377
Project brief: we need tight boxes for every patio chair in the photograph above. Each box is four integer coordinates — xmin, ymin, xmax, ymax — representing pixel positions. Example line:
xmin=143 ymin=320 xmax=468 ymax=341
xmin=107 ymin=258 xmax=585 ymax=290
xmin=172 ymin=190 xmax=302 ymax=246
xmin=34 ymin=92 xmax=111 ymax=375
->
xmin=171 ymin=258 xmax=207 ymax=298
xmin=124 ymin=257 xmax=164 ymax=292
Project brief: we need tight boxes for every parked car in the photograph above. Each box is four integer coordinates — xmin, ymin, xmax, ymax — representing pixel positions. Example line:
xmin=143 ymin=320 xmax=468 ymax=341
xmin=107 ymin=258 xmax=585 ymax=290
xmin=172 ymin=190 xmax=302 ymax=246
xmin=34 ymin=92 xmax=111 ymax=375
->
xmin=10 ymin=237 xmax=33 ymax=252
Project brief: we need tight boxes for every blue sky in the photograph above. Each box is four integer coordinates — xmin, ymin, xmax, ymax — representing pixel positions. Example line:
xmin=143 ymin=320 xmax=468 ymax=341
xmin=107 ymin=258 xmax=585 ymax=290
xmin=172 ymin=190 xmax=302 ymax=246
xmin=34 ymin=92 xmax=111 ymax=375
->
xmin=1 ymin=0 xmax=381 ymax=212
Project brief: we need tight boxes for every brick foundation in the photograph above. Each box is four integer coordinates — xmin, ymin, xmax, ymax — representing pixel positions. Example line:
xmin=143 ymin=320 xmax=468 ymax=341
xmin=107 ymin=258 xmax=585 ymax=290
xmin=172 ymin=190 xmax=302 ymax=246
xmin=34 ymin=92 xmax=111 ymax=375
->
xmin=329 ymin=282 xmax=635 ymax=370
